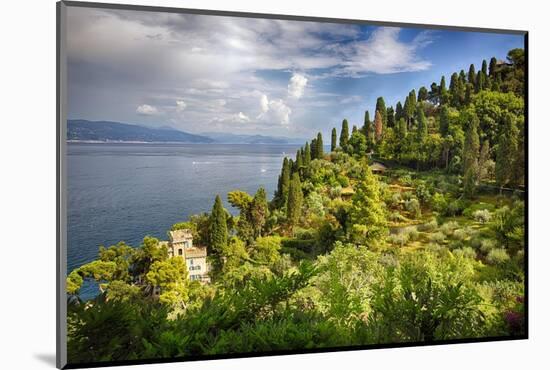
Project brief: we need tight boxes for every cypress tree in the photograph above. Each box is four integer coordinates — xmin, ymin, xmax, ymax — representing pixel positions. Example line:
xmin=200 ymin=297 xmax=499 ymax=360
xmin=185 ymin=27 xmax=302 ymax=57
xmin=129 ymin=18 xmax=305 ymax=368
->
xmin=395 ymin=102 xmax=403 ymax=121
xmin=376 ymin=97 xmax=387 ymax=127
xmin=287 ymin=172 xmax=303 ymax=229
xmin=468 ymin=64 xmax=476 ymax=84
xmin=397 ymin=117 xmax=407 ymax=140
xmin=279 ymin=157 xmax=291 ymax=206
xmin=340 ymin=119 xmax=349 ymax=149
xmin=459 ymin=69 xmax=467 ymax=84
xmin=496 ymin=113 xmax=519 ymax=188
xmin=475 ymin=71 xmax=484 ymax=92
xmin=489 ymin=57 xmax=497 ymax=77
xmin=250 ymin=187 xmax=269 ymax=238
xmin=481 ymin=59 xmax=488 ymax=78
xmin=209 ymin=195 xmax=228 ymax=254
xmin=310 ymin=138 xmax=317 ymax=160
xmin=440 ymin=76 xmax=448 ymax=104
xmin=450 ymin=72 xmax=459 ymax=106
xmin=416 ymin=105 xmax=428 ymax=142
xmin=331 ymin=128 xmax=337 ymax=152
xmin=374 ymin=110 xmax=383 ymax=142
xmin=295 ymin=149 xmax=303 ymax=172
xmin=316 ymin=132 xmax=324 ymax=158
xmin=362 ymin=111 xmax=370 ymax=134
xmin=304 ymin=141 xmax=311 ymax=166
xmin=387 ymin=106 xmax=395 ymax=128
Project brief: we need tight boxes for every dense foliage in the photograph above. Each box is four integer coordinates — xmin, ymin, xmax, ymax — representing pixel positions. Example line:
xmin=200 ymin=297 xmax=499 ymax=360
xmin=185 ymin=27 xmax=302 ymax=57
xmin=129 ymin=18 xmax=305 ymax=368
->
xmin=67 ymin=49 xmax=525 ymax=364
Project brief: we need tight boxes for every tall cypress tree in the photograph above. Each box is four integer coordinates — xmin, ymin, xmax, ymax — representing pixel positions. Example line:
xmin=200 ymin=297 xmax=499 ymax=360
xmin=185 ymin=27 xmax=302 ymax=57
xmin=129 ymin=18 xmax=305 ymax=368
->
xmin=374 ymin=110 xmax=383 ymax=143
xmin=295 ymin=149 xmax=303 ymax=172
xmin=463 ymin=113 xmax=481 ymax=197
xmin=209 ymin=195 xmax=228 ymax=254
xmin=418 ymin=87 xmax=428 ymax=102
xmin=440 ymin=75 xmax=448 ymax=104
xmin=316 ymin=132 xmax=324 ymax=159
xmin=287 ymin=172 xmax=303 ymax=229
xmin=250 ymin=187 xmax=269 ymax=238
xmin=496 ymin=113 xmax=519 ymax=188
xmin=376 ymin=97 xmax=387 ymax=127
xmin=475 ymin=70 xmax=484 ymax=92
xmin=277 ymin=157 xmax=291 ymax=207
xmin=310 ymin=138 xmax=318 ymax=160
xmin=304 ymin=141 xmax=311 ymax=166
xmin=395 ymin=102 xmax=403 ymax=121
xmin=489 ymin=57 xmax=497 ymax=77
xmin=386 ymin=106 xmax=395 ymax=128
xmin=416 ymin=105 xmax=428 ymax=142
xmin=340 ymin=119 xmax=349 ymax=149
xmin=331 ymin=127 xmax=337 ymax=152
xmin=468 ymin=64 xmax=476 ymax=84
xmin=481 ymin=59 xmax=488 ymax=78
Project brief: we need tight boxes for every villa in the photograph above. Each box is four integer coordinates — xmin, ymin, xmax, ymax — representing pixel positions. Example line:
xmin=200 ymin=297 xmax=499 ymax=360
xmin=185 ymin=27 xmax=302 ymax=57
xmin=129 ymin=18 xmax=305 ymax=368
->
xmin=159 ymin=229 xmax=210 ymax=283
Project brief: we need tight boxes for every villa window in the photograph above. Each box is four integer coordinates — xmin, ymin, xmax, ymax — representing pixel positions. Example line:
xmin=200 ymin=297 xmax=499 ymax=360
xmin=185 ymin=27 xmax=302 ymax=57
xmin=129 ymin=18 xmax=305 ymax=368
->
xmin=178 ymin=249 xmax=183 ymax=256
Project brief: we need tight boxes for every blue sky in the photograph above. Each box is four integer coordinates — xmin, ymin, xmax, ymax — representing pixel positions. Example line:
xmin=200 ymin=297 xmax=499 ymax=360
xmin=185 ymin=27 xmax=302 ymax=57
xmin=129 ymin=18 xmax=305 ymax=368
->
xmin=67 ymin=7 xmax=524 ymax=139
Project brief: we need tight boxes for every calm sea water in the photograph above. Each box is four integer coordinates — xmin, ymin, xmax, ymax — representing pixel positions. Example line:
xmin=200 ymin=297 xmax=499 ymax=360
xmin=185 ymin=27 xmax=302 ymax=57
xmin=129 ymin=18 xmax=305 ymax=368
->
xmin=68 ymin=143 xmax=300 ymax=298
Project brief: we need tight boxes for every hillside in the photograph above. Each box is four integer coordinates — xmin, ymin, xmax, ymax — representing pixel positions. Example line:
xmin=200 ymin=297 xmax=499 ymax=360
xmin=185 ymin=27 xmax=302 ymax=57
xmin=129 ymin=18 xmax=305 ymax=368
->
xmin=67 ymin=120 xmax=214 ymax=143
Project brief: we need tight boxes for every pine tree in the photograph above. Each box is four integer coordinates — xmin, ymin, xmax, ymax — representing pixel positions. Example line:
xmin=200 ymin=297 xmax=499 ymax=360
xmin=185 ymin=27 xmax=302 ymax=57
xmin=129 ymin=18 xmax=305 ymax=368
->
xmin=376 ymin=97 xmax=387 ymax=127
xmin=209 ymin=195 xmax=228 ymax=254
xmin=331 ymin=127 xmax=337 ymax=152
xmin=374 ymin=110 xmax=383 ymax=143
xmin=316 ymin=132 xmax=324 ymax=159
xmin=286 ymin=172 xmax=303 ymax=229
xmin=340 ymin=119 xmax=349 ymax=149
xmin=496 ymin=113 xmax=519 ymax=188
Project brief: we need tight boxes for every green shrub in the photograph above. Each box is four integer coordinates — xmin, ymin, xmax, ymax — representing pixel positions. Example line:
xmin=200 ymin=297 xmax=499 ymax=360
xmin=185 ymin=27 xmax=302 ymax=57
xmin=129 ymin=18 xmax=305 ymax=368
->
xmin=389 ymin=212 xmax=407 ymax=222
xmin=440 ymin=221 xmax=459 ymax=236
xmin=445 ymin=199 xmax=466 ymax=216
xmin=431 ymin=192 xmax=447 ymax=213
xmin=473 ymin=209 xmax=492 ymax=223
xmin=430 ymin=231 xmax=446 ymax=243
xmin=480 ymin=239 xmax=497 ymax=254
xmin=418 ymin=218 xmax=438 ymax=232
xmin=453 ymin=247 xmax=477 ymax=259
xmin=487 ymin=248 xmax=511 ymax=265
xmin=404 ymin=198 xmax=421 ymax=218
xmin=281 ymin=238 xmax=316 ymax=253
xmin=387 ymin=233 xmax=409 ymax=247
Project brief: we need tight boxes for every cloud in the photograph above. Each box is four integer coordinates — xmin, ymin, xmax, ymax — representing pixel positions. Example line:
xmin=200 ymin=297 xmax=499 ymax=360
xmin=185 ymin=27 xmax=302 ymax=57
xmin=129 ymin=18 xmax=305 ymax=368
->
xmin=136 ymin=104 xmax=158 ymax=115
xmin=257 ymin=96 xmax=291 ymax=126
xmin=260 ymin=94 xmax=269 ymax=113
xmin=67 ymin=8 xmax=435 ymax=136
xmin=176 ymin=100 xmax=187 ymax=111
xmin=288 ymin=73 xmax=308 ymax=99
xmin=337 ymin=27 xmax=433 ymax=76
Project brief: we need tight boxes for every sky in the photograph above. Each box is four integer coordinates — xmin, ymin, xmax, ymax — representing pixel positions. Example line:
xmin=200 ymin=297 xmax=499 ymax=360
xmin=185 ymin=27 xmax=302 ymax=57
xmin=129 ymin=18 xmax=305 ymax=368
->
xmin=66 ymin=6 xmax=524 ymax=139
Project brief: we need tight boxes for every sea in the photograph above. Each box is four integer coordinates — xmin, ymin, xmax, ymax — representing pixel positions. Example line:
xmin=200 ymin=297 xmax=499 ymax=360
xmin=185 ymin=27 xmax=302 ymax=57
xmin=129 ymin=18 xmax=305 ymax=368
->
xmin=67 ymin=142 xmax=301 ymax=299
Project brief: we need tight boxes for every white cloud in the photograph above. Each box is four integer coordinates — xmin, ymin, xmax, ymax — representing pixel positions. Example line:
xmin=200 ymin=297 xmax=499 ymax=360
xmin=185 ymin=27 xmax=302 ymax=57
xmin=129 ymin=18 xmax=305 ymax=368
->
xmin=260 ymin=94 xmax=269 ymax=113
xmin=176 ymin=100 xmax=187 ymax=111
xmin=288 ymin=73 xmax=308 ymax=99
xmin=136 ymin=104 xmax=158 ymax=115
xmin=338 ymin=27 xmax=433 ymax=76
xmin=256 ymin=94 xmax=292 ymax=126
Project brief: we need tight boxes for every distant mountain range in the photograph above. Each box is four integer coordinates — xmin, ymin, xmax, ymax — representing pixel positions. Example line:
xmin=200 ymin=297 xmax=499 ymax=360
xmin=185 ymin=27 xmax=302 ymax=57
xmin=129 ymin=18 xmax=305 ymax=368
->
xmin=68 ymin=120 xmax=213 ymax=143
xmin=67 ymin=120 xmax=305 ymax=144
xmin=200 ymin=132 xmax=305 ymax=145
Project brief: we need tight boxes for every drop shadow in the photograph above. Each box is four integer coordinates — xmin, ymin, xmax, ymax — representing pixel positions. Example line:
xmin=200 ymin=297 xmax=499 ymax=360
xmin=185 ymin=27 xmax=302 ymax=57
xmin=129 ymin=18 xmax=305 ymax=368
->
xmin=34 ymin=353 xmax=56 ymax=367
